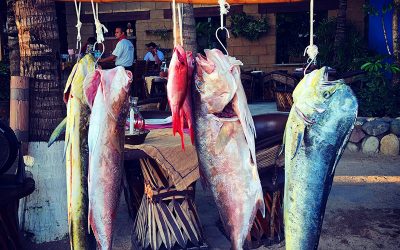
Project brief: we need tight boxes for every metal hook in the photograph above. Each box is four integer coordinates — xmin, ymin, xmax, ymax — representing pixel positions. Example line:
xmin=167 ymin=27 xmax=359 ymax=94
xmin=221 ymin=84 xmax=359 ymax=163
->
xmin=215 ymin=27 xmax=230 ymax=56
xmin=93 ymin=42 xmax=105 ymax=69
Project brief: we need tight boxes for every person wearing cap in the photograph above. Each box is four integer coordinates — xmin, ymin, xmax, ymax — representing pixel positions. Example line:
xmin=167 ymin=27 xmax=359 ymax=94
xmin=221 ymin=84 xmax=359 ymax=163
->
xmin=98 ymin=26 xmax=134 ymax=67
xmin=143 ymin=42 xmax=164 ymax=64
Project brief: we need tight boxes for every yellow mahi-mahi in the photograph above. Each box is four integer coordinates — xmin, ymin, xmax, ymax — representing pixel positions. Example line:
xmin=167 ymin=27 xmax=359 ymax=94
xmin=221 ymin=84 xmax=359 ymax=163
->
xmin=283 ymin=67 xmax=358 ymax=249
xmin=64 ymin=54 xmax=96 ymax=249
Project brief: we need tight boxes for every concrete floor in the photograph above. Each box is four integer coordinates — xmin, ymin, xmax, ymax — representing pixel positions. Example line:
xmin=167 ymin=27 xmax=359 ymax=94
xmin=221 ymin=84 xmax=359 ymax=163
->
xmin=22 ymin=102 xmax=400 ymax=249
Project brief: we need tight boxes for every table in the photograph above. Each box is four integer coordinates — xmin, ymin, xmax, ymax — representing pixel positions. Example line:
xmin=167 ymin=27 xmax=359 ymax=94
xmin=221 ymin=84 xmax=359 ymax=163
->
xmin=124 ymin=129 xmax=206 ymax=249
xmin=144 ymin=76 xmax=167 ymax=96
xmin=292 ymin=68 xmax=337 ymax=81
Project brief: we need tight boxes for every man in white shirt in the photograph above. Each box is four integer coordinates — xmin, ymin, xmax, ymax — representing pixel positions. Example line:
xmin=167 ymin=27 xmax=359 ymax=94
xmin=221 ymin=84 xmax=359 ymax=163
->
xmin=99 ymin=26 xmax=134 ymax=68
xmin=143 ymin=42 xmax=164 ymax=64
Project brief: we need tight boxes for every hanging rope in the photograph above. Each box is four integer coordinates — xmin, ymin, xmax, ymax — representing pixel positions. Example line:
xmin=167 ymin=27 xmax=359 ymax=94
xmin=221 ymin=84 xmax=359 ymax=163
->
xmin=90 ymin=0 xmax=108 ymax=44
xmin=172 ymin=0 xmax=183 ymax=47
xmin=216 ymin=0 xmax=230 ymax=55
xmin=74 ymin=0 xmax=82 ymax=55
xmin=172 ymin=0 xmax=177 ymax=46
xmin=90 ymin=0 xmax=107 ymax=66
xmin=303 ymin=0 xmax=318 ymax=75
xmin=177 ymin=3 xmax=183 ymax=46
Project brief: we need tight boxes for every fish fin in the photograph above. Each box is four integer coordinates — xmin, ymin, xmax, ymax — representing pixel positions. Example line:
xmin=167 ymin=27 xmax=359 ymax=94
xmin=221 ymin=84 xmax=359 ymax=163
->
xmin=291 ymin=130 xmax=304 ymax=160
xmin=257 ymin=193 xmax=266 ymax=218
xmin=231 ymin=91 xmax=257 ymax=164
xmin=171 ymin=105 xmax=185 ymax=150
xmin=63 ymin=115 xmax=73 ymax=161
xmin=215 ymin=122 xmax=235 ymax=154
xmin=331 ymin=117 xmax=357 ymax=175
xmin=48 ymin=117 xmax=67 ymax=147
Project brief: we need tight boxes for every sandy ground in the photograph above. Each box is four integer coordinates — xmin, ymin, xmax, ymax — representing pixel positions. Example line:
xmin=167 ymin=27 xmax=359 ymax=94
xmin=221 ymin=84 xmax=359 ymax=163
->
xmin=21 ymin=151 xmax=400 ymax=250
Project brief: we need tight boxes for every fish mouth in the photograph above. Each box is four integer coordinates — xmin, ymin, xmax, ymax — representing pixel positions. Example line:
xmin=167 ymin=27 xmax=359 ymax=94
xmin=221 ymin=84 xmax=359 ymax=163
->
xmin=295 ymin=106 xmax=315 ymax=126
xmin=214 ymin=101 xmax=237 ymax=119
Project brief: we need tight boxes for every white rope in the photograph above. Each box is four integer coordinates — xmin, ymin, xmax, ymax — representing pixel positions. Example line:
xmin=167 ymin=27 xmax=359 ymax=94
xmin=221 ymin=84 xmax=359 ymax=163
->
xmin=90 ymin=0 xmax=108 ymax=44
xmin=303 ymin=0 xmax=318 ymax=75
xmin=172 ymin=0 xmax=177 ymax=46
xmin=90 ymin=0 xmax=107 ymax=66
xmin=177 ymin=3 xmax=183 ymax=46
xmin=216 ymin=0 xmax=230 ymax=55
xmin=74 ymin=0 xmax=82 ymax=55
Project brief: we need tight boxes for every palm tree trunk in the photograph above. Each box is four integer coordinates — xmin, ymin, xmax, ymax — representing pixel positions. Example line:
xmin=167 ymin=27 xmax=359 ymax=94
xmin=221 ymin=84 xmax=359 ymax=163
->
xmin=7 ymin=0 xmax=19 ymax=76
xmin=15 ymin=0 xmax=65 ymax=142
xmin=334 ymin=0 xmax=347 ymax=63
xmin=393 ymin=0 xmax=400 ymax=86
xmin=182 ymin=4 xmax=197 ymax=53
xmin=14 ymin=0 xmax=68 ymax=243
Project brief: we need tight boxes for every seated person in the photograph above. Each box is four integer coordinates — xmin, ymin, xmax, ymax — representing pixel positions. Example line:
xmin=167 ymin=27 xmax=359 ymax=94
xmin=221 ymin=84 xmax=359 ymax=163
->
xmin=143 ymin=42 xmax=164 ymax=64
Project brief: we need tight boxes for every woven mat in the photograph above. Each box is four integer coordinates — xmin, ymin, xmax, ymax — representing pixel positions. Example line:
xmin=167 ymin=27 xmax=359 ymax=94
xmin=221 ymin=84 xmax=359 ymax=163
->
xmin=125 ymin=129 xmax=199 ymax=190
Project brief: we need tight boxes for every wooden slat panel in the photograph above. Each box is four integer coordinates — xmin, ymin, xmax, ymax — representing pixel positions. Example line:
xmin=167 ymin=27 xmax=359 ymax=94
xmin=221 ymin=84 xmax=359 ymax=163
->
xmin=259 ymin=0 xmax=339 ymax=13
xmin=164 ymin=4 xmax=243 ymax=19
xmin=81 ymin=10 xmax=150 ymax=23
xmin=56 ymin=0 xmax=304 ymax=4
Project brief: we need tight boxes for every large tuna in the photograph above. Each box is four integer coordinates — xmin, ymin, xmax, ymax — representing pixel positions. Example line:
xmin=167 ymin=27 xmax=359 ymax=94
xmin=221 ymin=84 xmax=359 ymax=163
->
xmin=83 ymin=66 xmax=132 ymax=250
xmin=193 ymin=49 xmax=264 ymax=249
xmin=49 ymin=54 xmax=96 ymax=249
xmin=284 ymin=67 xmax=358 ymax=249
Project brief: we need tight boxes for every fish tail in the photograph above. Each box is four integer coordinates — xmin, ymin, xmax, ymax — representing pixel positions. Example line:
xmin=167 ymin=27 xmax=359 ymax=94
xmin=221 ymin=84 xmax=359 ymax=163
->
xmin=257 ymin=191 xmax=266 ymax=218
xmin=179 ymin=110 xmax=186 ymax=150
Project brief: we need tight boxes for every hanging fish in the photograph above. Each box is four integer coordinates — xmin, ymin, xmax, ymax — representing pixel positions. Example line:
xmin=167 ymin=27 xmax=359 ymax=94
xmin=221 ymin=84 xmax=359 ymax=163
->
xmin=49 ymin=54 xmax=96 ymax=250
xmin=84 ymin=66 xmax=132 ymax=250
xmin=283 ymin=67 xmax=358 ymax=250
xmin=167 ymin=45 xmax=189 ymax=149
xmin=193 ymin=49 xmax=264 ymax=250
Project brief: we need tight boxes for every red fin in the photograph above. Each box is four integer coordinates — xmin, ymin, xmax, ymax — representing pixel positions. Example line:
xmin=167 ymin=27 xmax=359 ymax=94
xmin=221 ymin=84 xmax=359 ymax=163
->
xmin=171 ymin=105 xmax=185 ymax=150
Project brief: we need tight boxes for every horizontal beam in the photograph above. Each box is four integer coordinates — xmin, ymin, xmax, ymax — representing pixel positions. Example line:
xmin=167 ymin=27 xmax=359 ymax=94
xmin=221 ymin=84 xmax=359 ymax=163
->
xmin=55 ymin=0 xmax=305 ymax=4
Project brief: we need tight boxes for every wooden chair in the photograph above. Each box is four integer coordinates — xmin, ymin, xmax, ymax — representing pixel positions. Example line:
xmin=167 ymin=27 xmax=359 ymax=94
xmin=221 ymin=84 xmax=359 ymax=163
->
xmin=268 ymin=71 xmax=298 ymax=112
xmin=145 ymin=61 xmax=160 ymax=76
xmin=339 ymin=70 xmax=366 ymax=93
xmin=241 ymin=72 xmax=254 ymax=103
xmin=261 ymin=74 xmax=275 ymax=102
xmin=248 ymin=113 xmax=288 ymax=248
xmin=131 ymin=60 xmax=148 ymax=100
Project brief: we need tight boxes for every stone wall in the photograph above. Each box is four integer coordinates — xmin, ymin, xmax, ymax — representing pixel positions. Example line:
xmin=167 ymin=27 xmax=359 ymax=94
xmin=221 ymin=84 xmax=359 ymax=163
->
xmin=347 ymin=117 xmax=400 ymax=156
xmin=64 ymin=2 xmax=365 ymax=72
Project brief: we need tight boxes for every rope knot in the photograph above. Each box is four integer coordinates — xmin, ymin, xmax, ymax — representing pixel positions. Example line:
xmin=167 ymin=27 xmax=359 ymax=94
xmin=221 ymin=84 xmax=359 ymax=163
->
xmin=218 ymin=0 xmax=230 ymax=15
xmin=94 ymin=19 xmax=108 ymax=43
xmin=303 ymin=44 xmax=319 ymax=62
xmin=75 ymin=21 xmax=82 ymax=41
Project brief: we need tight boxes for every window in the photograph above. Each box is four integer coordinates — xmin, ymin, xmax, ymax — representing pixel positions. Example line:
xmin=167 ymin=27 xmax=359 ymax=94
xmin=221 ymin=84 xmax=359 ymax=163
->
xmin=276 ymin=11 xmax=327 ymax=64
xmin=195 ymin=17 xmax=227 ymax=55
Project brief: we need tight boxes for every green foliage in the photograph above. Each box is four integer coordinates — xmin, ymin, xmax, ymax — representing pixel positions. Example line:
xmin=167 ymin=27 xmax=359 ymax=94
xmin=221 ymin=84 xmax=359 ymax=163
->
xmin=0 ymin=61 xmax=10 ymax=101
xmin=230 ymin=13 xmax=270 ymax=41
xmin=355 ymin=57 xmax=400 ymax=117
xmin=363 ymin=2 xmax=393 ymax=16
xmin=145 ymin=29 xmax=172 ymax=41
xmin=315 ymin=17 xmax=368 ymax=74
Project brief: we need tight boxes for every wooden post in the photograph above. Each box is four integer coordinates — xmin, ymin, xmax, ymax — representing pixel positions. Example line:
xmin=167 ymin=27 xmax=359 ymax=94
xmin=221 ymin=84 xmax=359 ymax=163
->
xmin=9 ymin=76 xmax=30 ymax=149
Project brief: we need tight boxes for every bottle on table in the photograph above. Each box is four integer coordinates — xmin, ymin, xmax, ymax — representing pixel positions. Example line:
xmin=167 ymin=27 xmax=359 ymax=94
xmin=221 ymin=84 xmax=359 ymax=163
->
xmin=129 ymin=97 xmax=145 ymax=135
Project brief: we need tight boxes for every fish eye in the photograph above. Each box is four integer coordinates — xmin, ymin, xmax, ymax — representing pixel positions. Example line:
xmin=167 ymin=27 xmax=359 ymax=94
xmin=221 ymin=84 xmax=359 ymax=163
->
xmin=322 ymin=91 xmax=331 ymax=99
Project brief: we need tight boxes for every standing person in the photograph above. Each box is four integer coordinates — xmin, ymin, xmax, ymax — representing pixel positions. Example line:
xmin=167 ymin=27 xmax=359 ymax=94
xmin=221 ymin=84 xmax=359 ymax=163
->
xmin=143 ymin=42 xmax=164 ymax=64
xmin=99 ymin=26 xmax=134 ymax=68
